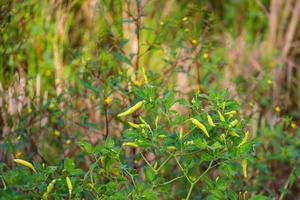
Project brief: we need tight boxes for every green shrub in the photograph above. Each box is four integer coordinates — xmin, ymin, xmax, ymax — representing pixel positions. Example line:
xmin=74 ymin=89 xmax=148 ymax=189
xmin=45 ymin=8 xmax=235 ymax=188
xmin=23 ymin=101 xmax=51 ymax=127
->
xmin=0 ymin=88 xmax=253 ymax=199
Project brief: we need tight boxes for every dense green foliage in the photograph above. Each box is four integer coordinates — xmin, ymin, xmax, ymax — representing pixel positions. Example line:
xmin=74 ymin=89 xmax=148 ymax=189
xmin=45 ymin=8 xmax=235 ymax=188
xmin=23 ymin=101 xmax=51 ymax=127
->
xmin=1 ymin=0 xmax=300 ymax=199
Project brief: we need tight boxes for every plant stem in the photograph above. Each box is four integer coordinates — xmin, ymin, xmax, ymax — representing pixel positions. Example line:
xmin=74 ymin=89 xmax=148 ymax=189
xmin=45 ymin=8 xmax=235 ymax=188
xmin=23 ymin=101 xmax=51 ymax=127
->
xmin=159 ymin=175 xmax=185 ymax=186
xmin=278 ymin=157 xmax=300 ymax=200
xmin=104 ymin=105 xmax=109 ymax=139
xmin=186 ymin=183 xmax=194 ymax=200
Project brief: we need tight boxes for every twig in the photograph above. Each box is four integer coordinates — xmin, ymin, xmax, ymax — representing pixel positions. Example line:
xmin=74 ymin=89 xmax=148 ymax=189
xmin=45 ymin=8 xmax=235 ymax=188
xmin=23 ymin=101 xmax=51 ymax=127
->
xmin=278 ymin=157 xmax=300 ymax=200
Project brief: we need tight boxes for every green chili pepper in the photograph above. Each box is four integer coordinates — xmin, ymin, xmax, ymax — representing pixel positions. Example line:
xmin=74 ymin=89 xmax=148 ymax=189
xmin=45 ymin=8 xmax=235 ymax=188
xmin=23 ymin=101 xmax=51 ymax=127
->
xmin=117 ymin=100 xmax=146 ymax=117
xmin=229 ymin=119 xmax=239 ymax=127
xmin=242 ymin=159 xmax=248 ymax=178
xmin=217 ymin=111 xmax=225 ymax=122
xmin=190 ymin=118 xmax=210 ymax=138
xmin=238 ymin=131 xmax=249 ymax=147
xmin=66 ymin=176 xmax=72 ymax=199
xmin=207 ymin=114 xmax=216 ymax=127
xmin=122 ymin=142 xmax=139 ymax=148
xmin=13 ymin=159 xmax=37 ymax=173
xmin=42 ymin=179 xmax=56 ymax=199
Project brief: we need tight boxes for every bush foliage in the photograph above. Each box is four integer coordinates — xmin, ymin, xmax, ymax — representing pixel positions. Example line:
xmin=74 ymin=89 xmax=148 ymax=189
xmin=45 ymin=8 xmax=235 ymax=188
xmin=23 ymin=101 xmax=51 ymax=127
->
xmin=1 ymin=0 xmax=300 ymax=199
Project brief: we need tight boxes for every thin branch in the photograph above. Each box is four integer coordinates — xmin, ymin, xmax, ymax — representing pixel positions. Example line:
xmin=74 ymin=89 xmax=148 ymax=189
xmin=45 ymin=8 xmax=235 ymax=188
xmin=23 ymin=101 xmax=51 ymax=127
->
xmin=278 ymin=157 xmax=300 ymax=200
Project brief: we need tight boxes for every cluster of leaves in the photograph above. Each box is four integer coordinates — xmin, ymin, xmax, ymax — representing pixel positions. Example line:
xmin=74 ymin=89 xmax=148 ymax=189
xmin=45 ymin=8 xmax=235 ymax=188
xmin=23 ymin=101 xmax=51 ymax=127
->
xmin=0 ymin=87 xmax=254 ymax=199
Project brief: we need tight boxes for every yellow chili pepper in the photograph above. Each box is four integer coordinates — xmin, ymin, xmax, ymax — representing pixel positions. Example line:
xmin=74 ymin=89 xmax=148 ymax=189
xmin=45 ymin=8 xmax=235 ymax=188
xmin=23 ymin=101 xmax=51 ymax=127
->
xmin=167 ymin=146 xmax=177 ymax=151
xmin=185 ymin=140 xmax=194 ymax=145
xmin=220 ymin=102 xmax=226 ymax=110
xmin=207 ymin=114 xmax=216 ymax=127
xmin=155 ymin=116 xmax=159 ymax=128
xmin=238 ymin=131 xmax=249 ymax=147
xmin=217 ymin=111 xmax=225 ymax=122
xmin=242 ymin=159 xmax=248 ymax=178
xmin=190 ymin=118 xmax=210 ymax=138
xmin=128 ymin=122 xmax=146 ymax=129
xmin=13 ymin=159 xmax=37 ymax=173
xmin=42 ymin=179 xmax=56 ymax=199
xmin=224 ymin=110 xmax=237 ymax=116
xmin=139 ymin=116 xmax=148 ymax=125
xmin=219 ymin=134 xmax=226 ymax=142
xmin=153 ymin=161 xmax=158 ymax=170
xmin=122 ymin=142 xmax=139 ymax=148
xmin=128 ymin=121 xmax=139 ymax=128
xmin=158 ymin=134 xmax=167 ymax=139
xmin=179 ymin=128 xmax=183 ymax=140
xmin=142 ymin=67 xmax=148 ymax=84
xmin=229 ymin=119 xmax=239 ymax=127
xmin=66 ymin=176 xmax=72 ymax=199
xmin=229 ymin=131 xmax=240 ymax=137
xmin=117 ymin=100 xmax=146 ymax=117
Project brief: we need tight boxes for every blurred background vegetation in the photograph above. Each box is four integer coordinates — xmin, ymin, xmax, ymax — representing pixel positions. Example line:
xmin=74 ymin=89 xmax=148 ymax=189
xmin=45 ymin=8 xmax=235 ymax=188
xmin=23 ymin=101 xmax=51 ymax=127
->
xmin=1 ymin=0 xmax=300 ymax=199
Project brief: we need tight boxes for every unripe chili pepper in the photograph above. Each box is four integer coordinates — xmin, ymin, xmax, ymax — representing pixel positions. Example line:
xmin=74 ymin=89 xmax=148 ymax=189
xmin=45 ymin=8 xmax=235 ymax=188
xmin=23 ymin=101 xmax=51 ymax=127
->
xmin=207 ymin=114 xmax=216 ymax=127
xmin=220 ymin=102 xmax=226 ymax=110
xmin=13 ymin=159 xmax=37 ymax=173
xmin=225 ymin=110 xmax=237 ymax=116
xmin=229 ymin=119 xmax=239 ymax=127
xmin=46 ymin=179 xmax=56 ymax=194
xmin=138 ymin=116 xmax=147 ymax=125
xmin=128 ymin=122 xmax=147 ymax=129
xmin=153 ymin=161 xmax=158 ymax=170
xmin=155 ymin=116 xmax=159 ymax=128
xmin=167 ymin=146 xmax=177 ymax=151
xmin=242 ymin=159 xmax=248 ymax=178
xmin=66 ymin=176 xmax=72 ymax=199
xmin=142 ymin=67 xmax=148 ymax=84
xmin=117 ymin=100 xmax=146 ymax=117
xmin=220 ymin=134 xmax=226 ymax=142
xmin=122 ymin=142 xmax=139 ymax=148
xmin=238 ymin=131 xmax=249 ymax=147
xmin=229 ymin=131 xmax=240 ymax=137
xmin=42 ymin=179 xmax=56 ymax=199
xmin=190 ymin=118 xmax=210 ymax=138
xmin=179 ymin=128 xmax=183 ymax=140
xmin=158 ymin=134 xmax=167 ymax=139
xmin=217 ymin=111 xmax=225 ymax=122
xmin=185 ymin=140 xmax=194 ymax=145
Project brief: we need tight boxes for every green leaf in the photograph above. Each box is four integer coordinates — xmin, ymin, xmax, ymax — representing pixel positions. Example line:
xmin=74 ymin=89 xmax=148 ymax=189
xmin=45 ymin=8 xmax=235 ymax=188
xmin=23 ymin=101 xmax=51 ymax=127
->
xmin=144 ymin=166 xmax=156 ymax=182
xmin=114 ymin=52 xmax=132 ymax=66
xmin=78 ymin=141 xmax=94 ymax=154
xmin=250 ymin=195 xmax=270 ymax=200
xmin=64 ymin=158 xmax=82 ymax=175
xmin=79 ymin=80 xmax=101 ymax=94
xmin=64 ymin=158 xmax=75 ymax=172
